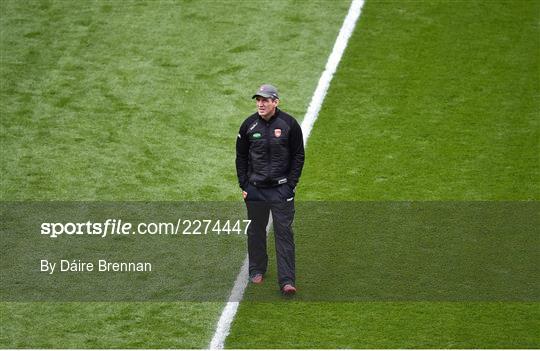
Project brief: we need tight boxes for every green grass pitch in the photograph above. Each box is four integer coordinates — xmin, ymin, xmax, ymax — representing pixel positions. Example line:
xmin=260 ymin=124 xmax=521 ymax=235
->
xmin=0 ymin=0 xmax=350 ymax=348
xmin=1 ymin=0 xmax=539 ymax=348
xmin=227 ymin=0 xmax=539 ymax=348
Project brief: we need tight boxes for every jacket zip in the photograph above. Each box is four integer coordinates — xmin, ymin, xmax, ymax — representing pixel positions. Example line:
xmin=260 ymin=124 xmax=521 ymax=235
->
xmin=265 ymin=120 xmax=272 ymax=180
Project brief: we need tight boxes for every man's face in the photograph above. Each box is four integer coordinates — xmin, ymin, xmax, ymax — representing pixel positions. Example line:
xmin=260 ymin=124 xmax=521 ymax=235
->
xmin=255 ymin=96 xmax=279 ymax=119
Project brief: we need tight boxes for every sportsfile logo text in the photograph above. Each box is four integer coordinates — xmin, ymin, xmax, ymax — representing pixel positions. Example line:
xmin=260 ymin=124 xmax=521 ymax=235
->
xmin=41 ymin=218 xmax=251 ymax=238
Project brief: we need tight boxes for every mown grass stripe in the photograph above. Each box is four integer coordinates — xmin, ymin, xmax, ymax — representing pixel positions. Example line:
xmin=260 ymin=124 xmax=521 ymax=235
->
xmin=210 ymin=0 xmax=366 ymax=348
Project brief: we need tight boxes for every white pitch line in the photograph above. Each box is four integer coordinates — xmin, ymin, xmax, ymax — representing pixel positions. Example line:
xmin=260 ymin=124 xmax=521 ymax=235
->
xmin=209 ymin=218 xmax=272 ymax=350
xmin=302 ymin=0 xmax=365 ymax=146
xmin=209 ymin=0 xmax=365 ymax=349
xmin=207 ymin=259 xmax=247 ymax=349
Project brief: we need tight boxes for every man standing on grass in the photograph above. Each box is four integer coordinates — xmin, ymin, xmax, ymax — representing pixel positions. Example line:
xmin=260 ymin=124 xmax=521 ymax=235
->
xmin=235 ymin=84 xmax=304 ymax=296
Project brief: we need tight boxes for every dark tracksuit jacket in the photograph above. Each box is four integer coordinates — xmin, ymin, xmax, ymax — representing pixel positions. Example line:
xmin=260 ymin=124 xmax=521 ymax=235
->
xmin=236 ymin=108 xmax=305 ymax=191
xmin=235 ymin=108 xmax=305 ymax=287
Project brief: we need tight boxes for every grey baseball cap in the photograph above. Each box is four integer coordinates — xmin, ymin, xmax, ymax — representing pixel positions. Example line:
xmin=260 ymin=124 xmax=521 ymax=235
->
xmin=252 ymin=84 xmax=279 ymax=100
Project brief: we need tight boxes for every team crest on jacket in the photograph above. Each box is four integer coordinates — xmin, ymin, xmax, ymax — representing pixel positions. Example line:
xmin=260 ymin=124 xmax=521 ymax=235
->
xmin=274 ymin=128 xmax=282 ymax=138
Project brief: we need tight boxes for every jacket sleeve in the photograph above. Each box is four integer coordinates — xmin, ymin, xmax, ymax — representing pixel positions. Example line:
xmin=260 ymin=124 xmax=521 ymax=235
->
xmin=288 ymin=119 xmax=305 ymax=188
xmin=235 ymin=121 xmax=250 ymax=191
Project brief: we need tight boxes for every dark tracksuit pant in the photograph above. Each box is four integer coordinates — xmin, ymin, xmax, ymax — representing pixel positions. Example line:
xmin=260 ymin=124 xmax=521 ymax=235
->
xmin=244 ymin=183 xmax=295 ymax=288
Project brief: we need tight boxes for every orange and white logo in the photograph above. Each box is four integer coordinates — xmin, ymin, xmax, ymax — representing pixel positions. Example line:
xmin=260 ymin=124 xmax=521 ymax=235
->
xmin=274 ymin=129 xmax=281 ymax=138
